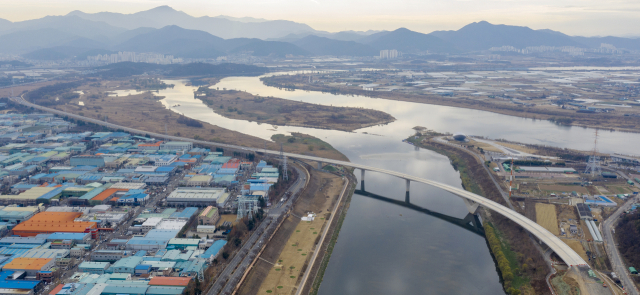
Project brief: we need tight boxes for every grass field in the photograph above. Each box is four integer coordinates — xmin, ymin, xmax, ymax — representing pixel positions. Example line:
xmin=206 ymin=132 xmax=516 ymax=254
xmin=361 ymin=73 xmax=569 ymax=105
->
xmin=539 ymin=184 xmax=589 ymax=195
xmin=561 ymin=239 xmax=589 ymax=261
xmin=535 ymin=203 xmax=560 ymax=235
xmin=258 ymin=173 xmax=345 ymax=295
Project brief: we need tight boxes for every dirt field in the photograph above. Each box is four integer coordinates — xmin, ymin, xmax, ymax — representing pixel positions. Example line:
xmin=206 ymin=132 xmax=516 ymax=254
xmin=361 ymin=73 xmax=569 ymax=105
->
xmin=536 ymin=203 xmax=560 ymax=235
xmin=216 ymin=214 xmax=238 ymax=227
xmin=197 ymin=88 xmax=395 ymax=132
xmin=557 ymin=205 xmax=579 ymax=222
xmin=561 ymin=239 xmax=589 ymax=261
xmin=539 ymin=184 xmax=589 ymax=195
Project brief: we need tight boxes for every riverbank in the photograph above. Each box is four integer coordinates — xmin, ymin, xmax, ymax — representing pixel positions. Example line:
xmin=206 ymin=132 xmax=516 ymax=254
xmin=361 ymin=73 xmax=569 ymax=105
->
xmin=262 ymin=75 xmax=640 ymax=134
xmin=32 ymin=80 xmax=349 ymax=161
xmin=196 ymin=87 xmax=395 ymax=132
xmin=407 ymin=134 xmax=550 ymax=295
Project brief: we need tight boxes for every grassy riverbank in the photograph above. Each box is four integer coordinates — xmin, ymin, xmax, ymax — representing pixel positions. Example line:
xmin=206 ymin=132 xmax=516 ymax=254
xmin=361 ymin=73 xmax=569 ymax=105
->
xmin=263 ymin=75 xmax=640 ymax=133
xmin=408 ymin=134 xmax=548 ymax=295
xmin=308 ymin=180 xmax=356 ymax=295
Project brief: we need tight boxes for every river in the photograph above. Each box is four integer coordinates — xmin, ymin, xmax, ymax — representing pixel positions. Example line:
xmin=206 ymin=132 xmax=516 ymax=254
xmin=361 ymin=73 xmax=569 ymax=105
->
xmin=131 ymin=73 xmax=640 ymax=294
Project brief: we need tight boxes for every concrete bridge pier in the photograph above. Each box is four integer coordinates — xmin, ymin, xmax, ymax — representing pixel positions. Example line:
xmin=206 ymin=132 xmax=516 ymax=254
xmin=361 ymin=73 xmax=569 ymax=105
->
xmin=463 ymin=199 xmax=480 ymax=215
xmin=360 ymin=169 xmax=365 ymax=191
xmin=317 ymin=161 xmax=322 ymax=170
xmin=405 ymin=179 xmax=410 ymax=202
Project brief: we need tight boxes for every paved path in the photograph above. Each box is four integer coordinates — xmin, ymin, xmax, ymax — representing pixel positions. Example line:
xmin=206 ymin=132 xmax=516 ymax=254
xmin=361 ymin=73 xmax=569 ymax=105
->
xmin=11 ymin=96 xmax=588 ymax=267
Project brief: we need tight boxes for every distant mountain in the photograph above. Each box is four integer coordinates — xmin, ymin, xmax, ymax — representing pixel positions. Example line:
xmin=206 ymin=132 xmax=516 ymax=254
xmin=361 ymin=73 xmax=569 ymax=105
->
xmin=0 ymin=15 xmax=126 ymax=40
xmin=429 ymin=21 xmax=582 ymax=51
xmin=0 ymin=18 xmax=11 ymax=31
xmin=291 ymin=35 xmax=378 ymax=56
xmin=68 ymin=6 xmax=317 ymax=39
xmin=115 ymin=25 xmax=226 ymax=58
xmin=228 ymin=40 xmax=308 ymax=57
xmin=363 ymin=28 xmax=456 ymax=53
xmin=213 ymin=15 xmax=268 ymax=23
xmin=0 ymin=28 xmax=87 ymax=54
xmin=115 ymin=26 xmax=308 ymax=58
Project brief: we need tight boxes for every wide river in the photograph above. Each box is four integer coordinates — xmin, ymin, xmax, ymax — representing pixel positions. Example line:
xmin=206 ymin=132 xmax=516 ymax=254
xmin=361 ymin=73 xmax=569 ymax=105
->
xmin=120 ymin=73 xmax=640 ymax=294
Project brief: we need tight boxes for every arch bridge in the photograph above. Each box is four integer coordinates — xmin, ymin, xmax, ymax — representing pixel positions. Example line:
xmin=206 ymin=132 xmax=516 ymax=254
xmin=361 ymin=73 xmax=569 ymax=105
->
xmin=11 ymin=96 xmax=588 ymax=268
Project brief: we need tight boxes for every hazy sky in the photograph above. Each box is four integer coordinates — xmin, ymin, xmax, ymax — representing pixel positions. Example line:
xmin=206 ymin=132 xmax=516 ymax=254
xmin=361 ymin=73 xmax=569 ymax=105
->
xmin=3 ymin=0 xmax=640 ymax=36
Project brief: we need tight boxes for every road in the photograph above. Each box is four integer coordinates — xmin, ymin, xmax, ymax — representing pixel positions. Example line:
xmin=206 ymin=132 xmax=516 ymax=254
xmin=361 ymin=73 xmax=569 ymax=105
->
xmin=11 ymin=96 xmax=588 ymax=267
xmin=602 ymin=196 xmax=639 ymax=295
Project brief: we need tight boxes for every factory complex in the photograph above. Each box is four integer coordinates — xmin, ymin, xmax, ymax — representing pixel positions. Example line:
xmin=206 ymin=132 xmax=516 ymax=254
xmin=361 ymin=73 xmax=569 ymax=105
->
xmin=0 ymin=113 xmax=281 ymax=295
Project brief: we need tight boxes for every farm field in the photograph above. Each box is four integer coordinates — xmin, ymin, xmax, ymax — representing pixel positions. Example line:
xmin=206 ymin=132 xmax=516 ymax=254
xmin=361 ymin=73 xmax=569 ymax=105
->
xmin=535 ymin=203 xmax=560 ymax=235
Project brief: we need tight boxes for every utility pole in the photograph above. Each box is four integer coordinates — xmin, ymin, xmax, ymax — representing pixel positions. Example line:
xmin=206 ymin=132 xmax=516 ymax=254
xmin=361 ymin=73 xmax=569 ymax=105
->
xmin=280 ymin=143 xmax=288 ymax=181
xmin=508 ymin=157 xmax=514 ymax=199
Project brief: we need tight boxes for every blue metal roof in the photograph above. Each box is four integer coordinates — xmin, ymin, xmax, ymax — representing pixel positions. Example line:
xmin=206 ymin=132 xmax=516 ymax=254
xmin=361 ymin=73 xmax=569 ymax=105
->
xmin=169 ymin=207 xmax=198 ymax=219
xmin=200 ymin=240 xmax=226 ymax=259
xmin=0 ymin=271 xmax=40 ymax=290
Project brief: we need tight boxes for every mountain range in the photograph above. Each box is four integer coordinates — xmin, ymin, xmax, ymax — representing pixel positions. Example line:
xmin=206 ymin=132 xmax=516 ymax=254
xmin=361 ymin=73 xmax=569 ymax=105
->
xmin=1 ymin=6 xmax=639 ymax=60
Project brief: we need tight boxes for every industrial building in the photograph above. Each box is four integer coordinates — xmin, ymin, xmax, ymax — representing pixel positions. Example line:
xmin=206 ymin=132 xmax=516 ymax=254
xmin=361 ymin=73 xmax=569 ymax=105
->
xmin=3 ymin=258 xmax=55 ymax=276
xmin=11 ymin=212 xmax=97 ymax=237
xmin=197 ymin=206 xmax=219 ymax=225
xmin=78 ymin=262 xmax=110 ymax=274
xmin=166 ymin=188 xmax=227 ymax=207
xmin=91 ymin=250 xmax=131 ymax=262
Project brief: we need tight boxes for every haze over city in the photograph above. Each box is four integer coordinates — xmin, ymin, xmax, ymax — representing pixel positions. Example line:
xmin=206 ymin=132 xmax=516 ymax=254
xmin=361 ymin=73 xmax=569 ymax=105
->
xmin=3 ymin=0 xmax=640 ymax=36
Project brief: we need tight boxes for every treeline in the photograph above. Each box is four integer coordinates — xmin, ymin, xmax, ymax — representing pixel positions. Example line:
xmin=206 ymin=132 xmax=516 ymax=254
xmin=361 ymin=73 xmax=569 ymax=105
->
xmin=485 ymin=223 xmax=520 ymax=295
xmin=615 ymin=211 xmax=640 ymax=284
xmin=25 ymin=81 xmax=83 ymax=106
xmin=176 ymin=115 xmax=203 ymax=128
xmin=513 ymin=160 xmax=565 ymax=166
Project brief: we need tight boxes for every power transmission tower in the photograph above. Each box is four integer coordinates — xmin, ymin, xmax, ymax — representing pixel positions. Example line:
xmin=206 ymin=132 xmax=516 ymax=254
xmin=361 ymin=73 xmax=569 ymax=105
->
xmin=280 ymin=144 xmax=288 ymax=181
xmin=584 ymin=129 xmax=601 ymax=177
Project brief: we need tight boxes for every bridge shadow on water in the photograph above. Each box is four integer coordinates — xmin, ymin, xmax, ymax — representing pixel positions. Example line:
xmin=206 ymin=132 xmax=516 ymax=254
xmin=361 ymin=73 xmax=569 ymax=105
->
xmin=355 ymin=187 xmax=485 ymax=237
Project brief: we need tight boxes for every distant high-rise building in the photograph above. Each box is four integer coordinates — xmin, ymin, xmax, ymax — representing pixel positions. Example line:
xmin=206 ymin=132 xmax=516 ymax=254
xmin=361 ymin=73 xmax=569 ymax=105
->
xmin=380 ymin=49 xmax=398 ymax=59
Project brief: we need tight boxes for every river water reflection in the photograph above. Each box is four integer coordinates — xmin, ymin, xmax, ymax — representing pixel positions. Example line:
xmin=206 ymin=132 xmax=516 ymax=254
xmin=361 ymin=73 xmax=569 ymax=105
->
xmin=149 ymin=74 xmax=640 ymax=295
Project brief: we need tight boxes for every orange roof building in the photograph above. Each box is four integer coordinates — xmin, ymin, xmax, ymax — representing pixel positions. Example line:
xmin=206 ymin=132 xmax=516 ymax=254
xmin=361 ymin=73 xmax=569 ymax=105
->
xmin=148 ymin=276 xmax=191 ymax=286
xmin=139 ymin=141 xmax=163 ymax=150
xmin=12 ymin=212 xmax=97 ymax=237
xmin=92 ymin=188 xmax=128 ymax=202
xmin=49 ymin=284 xmax=64 ymax=295
xmin=4 ymin=257 xmax=55 ymax=275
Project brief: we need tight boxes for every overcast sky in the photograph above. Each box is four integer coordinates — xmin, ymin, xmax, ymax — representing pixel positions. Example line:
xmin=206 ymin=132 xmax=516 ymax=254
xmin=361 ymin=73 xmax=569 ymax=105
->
xmin=3 ymin=0 xmax=640 ymax=36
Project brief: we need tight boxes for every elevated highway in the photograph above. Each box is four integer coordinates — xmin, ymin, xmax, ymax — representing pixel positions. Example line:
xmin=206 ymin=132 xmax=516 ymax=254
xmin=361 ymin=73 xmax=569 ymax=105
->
xmin=10 ymin=96 xmax=589 ymax=267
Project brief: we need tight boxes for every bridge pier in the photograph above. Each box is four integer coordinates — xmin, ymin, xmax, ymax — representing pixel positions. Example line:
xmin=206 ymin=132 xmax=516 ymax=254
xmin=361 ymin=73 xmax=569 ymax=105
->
xmin=360 ymin=169 xmax=365 ymax=191
xmin=463 ymin=199 xmax=480 ymax=215
xmin=317 ymin=161 xmax=322 ymax=170
xmin=405 ymin=179 xmax=410 ymax=202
